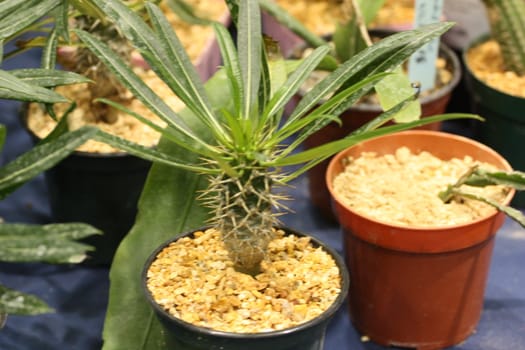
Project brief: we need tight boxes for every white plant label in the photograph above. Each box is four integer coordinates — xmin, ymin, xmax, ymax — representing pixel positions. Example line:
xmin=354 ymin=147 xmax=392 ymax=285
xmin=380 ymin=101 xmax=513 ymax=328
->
xmin=408 ymin=0 xmax=444 ymax=92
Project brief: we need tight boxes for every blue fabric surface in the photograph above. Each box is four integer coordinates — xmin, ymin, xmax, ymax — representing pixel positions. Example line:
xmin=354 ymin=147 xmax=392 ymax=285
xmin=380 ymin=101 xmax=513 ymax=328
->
xmin=1 ymin=49 xmax=524 ymax=350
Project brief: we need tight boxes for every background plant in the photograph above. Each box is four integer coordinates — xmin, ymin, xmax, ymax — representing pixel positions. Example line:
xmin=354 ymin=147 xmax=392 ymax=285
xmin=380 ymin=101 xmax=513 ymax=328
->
xmin=0 ymin=1 xmax=103 ymax=326
xmin=259 ymin=0 xmax=421 ymax=121
xmin=481 ymin=0 xmax=525 ymax=76
xmin=1 ymin=0 xmax=162 ymax=125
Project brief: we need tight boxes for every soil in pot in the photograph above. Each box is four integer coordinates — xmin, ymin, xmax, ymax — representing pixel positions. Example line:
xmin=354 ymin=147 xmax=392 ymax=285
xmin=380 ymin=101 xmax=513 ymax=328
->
xmin=326 ymin=130 xmax=514 ymax=349
xmin=465 ymin=37 xmax=525 ymax=207
xmin=143 ymin=227 xmax=349 ymax=350
xmin=298 ymin=42 xmax=461 ymax=221
xmin=466 ymin=39 xmax=525 ymax=99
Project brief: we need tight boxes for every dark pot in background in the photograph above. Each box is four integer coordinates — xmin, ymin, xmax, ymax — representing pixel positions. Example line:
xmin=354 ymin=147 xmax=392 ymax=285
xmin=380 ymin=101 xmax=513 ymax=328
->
xmin=464 ymin=34 xmax=525 ymax=208
xmin=326 ymin=130 xmax=514 ymax=349
xmin=142 ymin=227 xmax=349 ymax=350
xmin=21 ymin=106 xmax=151 ymax=265
xmin=45 ymin=151 xmax=151 ymax=265
xmin=304 ymin=43 xmax=461 ymax=221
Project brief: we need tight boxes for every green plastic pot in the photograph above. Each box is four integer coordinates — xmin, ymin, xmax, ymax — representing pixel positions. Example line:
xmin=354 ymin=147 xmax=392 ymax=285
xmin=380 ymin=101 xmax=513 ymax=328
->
xmin=464 ymin=34 xmax=525 ymax=207
xmin=142 ymin=227 xmax=349 ymax=350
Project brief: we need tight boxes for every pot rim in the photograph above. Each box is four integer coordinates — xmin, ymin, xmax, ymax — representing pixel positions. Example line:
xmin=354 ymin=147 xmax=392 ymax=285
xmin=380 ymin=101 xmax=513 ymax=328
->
xmin=326 ymin=130 xmax=515 ymax=232
xmin=20 ymin=102 xmax=153 ymax=159
xmin=463 ymin=34 xmax=525 ymax=105
xmin=141 ymin=226 xmax=350 ymax=339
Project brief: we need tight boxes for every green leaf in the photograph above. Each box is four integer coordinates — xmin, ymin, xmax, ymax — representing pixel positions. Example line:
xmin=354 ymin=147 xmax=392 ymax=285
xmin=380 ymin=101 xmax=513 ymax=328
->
xmin=258 ymin=0 xmax=327 ymax=49
xmin=466 ymin=169 xmax=525 ymax=190
xmin=0 ymin=125 xmax=5 ymax=152
xmin=0 ymin=223 xmax=101 ymax=263
xmin=165 ymin=0 xmax=214 ymax=25
xmin=375 ymin=68 xmax=422 ymax=123
xmin=0 ymin=126 xmax=98 ymax=198
xmin=238 ymin=0 xmax=261 ymax=121
xmin=0 ymin=0 xmax=60 ymax=41
xmin=0 ymin=69 xmax=69 ymax=103
xmin=448 ymin=188 xmax=525 ymax=228
xmin=0 ymin=285 xmax=53 ymax=315
xmin=41 ymin=27 xmax=59 ymax=70
xmin=10 ymin=68 xmax=91 ymax=87
xmin=92 ymin=130 xmax=218 ymax=174
xmin=102 ymin=67 xmax=234 ymax=350
xmin=287 ymin=22 xmax=454 ymax=124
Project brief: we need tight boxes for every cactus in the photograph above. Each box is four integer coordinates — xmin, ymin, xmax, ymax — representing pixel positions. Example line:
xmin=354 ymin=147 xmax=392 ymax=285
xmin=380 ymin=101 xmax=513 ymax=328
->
xmin=482 ymin=0 xmax=525 ymax=75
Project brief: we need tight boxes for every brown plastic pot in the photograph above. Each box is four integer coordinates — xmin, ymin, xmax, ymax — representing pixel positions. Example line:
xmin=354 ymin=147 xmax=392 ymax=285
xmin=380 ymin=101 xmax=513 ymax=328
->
xmin=326 ymin=130 xmax=514 ymax=349
xmin=303 ymin=43 xmax=461 ymax=221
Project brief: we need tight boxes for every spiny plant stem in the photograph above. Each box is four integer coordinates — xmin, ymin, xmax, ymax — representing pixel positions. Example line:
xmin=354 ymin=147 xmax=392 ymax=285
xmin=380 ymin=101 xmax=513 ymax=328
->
xmin=204 ymin=159 xmax=285 ymax=275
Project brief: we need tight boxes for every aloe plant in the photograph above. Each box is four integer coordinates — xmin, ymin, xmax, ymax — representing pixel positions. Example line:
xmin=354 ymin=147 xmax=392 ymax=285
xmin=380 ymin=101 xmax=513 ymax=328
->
xmin=481 ymin=0 xmax=525 ymax=76
xmin=69 ymin=0 xmax=477 ymax=276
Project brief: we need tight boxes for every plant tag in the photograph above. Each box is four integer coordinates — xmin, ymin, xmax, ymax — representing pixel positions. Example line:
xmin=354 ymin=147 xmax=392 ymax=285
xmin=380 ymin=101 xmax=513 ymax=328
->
xmin=408 ymin=0 xmax=444 ymax=92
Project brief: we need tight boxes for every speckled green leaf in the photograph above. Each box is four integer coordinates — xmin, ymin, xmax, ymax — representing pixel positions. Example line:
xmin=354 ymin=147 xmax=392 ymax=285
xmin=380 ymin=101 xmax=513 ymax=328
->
xmin=0 ymin=223 xmax=102 ymax=263
xmin=0 ymin=126 xmax=98 ymax=198
xmin=0 ymin=285 xmax=53 ymax=315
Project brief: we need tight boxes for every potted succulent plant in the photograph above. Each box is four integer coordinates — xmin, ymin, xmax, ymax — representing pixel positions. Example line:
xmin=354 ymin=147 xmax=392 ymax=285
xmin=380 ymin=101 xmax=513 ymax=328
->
xmin=326 ymin=129 xmax=525 ymax=349
xmin=463 ymin=0 xmax=525 ymax=207
xmin=61 ymin=1 xmax=482 ymax=349
xmin=2 ymin=0 xmax=228 ymax=265
xmin=260 ymin=0 xmax=462 ymax=219
xmin=0 ymin=54 xmax=101 ymax=328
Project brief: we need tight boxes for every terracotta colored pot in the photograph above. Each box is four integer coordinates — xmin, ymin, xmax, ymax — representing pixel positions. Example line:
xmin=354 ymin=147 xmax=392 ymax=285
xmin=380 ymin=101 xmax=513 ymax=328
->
xmin=304 ymin=43 xmax=461 ymax=221
xmin=326 ymin=130 xmax=514 ymax=349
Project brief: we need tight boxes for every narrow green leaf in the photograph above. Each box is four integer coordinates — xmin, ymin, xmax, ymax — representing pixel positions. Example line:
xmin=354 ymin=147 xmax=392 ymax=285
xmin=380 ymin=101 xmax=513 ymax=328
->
xmin=0 ymin=0 xmax=59 ymax=40
xmin=0 ymin=126 xmax=98 ymax=198
xmin=466 ymin=169 xmax=525 ymax=190
xmin=145 ymin=3 xmax=224 ymax=138
xmin=74 ymin=28 xmax=217 ymax=156
xmin=10 ymin=69 xmax=91 ymax=87
xmin=261 ymin=45 xmax=330 ymax=124
xmin=258 ymin=0 xmax=327 ymax=48
xmin=0 ymin=125 xmax=5 ymax=152
xmin=0 ymin=70 xmax=69 ymax=103
xmin=449 ymin=189 xmax=525 ymax=228
xmin=92 ymin=131 xmax=219 ymax=174
xmin=213 ymin=23 xmax=243 ymax=115
xmin=0 ymin=285 xmax=53 ymax=315
xmin=165 ymin=0 xmax=214 ymax=25
xmin=275 ymin=113 xmax=482 ymax=168
xmin=238 ymin=0 xmax=261 ymax=120
xmin=41 ymin=27 xmax=58 ymax=70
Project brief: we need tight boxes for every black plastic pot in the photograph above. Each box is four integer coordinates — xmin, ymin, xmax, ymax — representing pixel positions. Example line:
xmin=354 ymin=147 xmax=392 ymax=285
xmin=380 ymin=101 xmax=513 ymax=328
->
xmin=21 ymin=106 xmax=152 ymax=265
xmin=464 ymin=35 xmax=525 ymax=207
xmin=45 ymin=151 xmax=151 ymax=265
xmin=142 ymin=227 xmax=349 ymax=350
